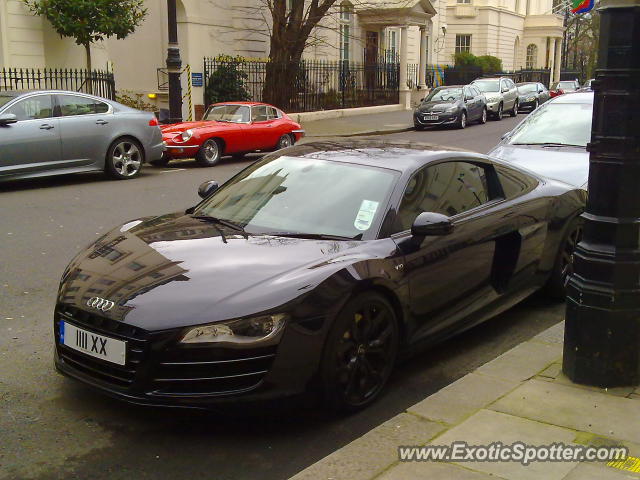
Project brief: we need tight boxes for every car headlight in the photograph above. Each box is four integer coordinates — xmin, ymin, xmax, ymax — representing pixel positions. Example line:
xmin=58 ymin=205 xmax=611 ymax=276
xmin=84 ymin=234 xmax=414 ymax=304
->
xmin=180 ymin=129 xmax=193 ymax=142
xmin=486 ymin=96 xmax=499 ymax=103
xmin=446 ymin=106 xmax=458 ymax=113
xmin=180 ymin=313 xmax=287 ymax=344
xmin=526 ymin=96 xmax=536 ymax=102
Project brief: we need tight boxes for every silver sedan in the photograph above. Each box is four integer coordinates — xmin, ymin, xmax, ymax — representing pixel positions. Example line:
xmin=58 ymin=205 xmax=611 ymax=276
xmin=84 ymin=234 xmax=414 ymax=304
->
xmin=0 ymin=90 xmax=164 ymax=181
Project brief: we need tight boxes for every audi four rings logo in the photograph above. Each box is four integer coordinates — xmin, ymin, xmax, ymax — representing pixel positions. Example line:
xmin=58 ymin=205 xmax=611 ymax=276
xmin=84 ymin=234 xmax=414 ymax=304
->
xmin=87 ymin=297 xmax=115 ymax=312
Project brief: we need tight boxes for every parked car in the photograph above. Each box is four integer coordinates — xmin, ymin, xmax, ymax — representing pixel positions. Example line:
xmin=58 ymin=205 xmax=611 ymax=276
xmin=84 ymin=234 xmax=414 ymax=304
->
xmin=550 ymin=80 xmax=580 ymax=98
xmin=579 ymin=79 xmax=594 ymax=92
xmin=516 ymin=82 xmax=550 ymax=112
xmin=414 ymin=85 xmax=487 ymax=130
xmin=0 ymin=90 xmax=163 ymax=181
xmin=488 ymin=92 xmax=593 ymax=189
xmin=54 ymin=139 xmax=585 ymax=411
xmin=157 ymin=102 xmax=305 ymax=167
xmin=471 ymin=77 xmax=519 ymax=120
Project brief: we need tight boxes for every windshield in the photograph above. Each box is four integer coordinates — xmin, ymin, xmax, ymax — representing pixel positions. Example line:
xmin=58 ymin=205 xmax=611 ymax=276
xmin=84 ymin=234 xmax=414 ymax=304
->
xmin=508 ymin=103 xmax=592 ymax=147
xmin=518 ymin=84 xmax=538 ymax=94
xmin=195 ymin=155 xmax=399 ymax=238
xmin=0 ymin=94 xmax=16 ymax=109
xmin=554 ymin=81 xmax=578 ymax=91
xmin=424 ymin=88 xmax=462 ymax=102
xmin=203 ymin=104 xmax=250 ymax=123
xmin=472 ymin=80 xmax=500 ymax=93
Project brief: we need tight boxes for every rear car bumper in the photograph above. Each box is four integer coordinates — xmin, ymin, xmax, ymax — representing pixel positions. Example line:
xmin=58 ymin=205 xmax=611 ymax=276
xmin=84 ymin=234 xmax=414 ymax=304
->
xmin=53 ymin=304 xmax=325 ymax=409
xmin=147 ymin=141 xmax=166 ymax=162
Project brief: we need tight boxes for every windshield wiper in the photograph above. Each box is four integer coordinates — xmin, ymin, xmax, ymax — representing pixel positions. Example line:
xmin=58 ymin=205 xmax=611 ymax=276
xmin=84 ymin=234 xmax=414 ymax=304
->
xmin=511 ymin=142 xmax=584 ymax=148
xmin=191 ymin=215 xmax=248 ymax=237
xmin=264 ymin=231 xmax=363 ymax=241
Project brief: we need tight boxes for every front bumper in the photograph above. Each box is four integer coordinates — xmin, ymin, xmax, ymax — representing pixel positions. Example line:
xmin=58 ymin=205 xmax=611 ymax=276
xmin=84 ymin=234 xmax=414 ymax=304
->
xmin=519 ymin=100 xmax=537 ymax=111
xmin=162 ymin=143 xmax=200 ymax=159
xmin=414 ymin=112 xmax=458 ymax=127
xmin=54 ymin=304 xmax=325 ymax=409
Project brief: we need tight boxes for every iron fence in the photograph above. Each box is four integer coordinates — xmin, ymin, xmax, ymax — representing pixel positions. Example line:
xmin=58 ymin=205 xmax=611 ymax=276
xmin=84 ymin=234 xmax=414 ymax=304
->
xmin=204 ymin=57 xmax=402 ymax=112
xmin=0 ymin=68 xmax=116 ymax=99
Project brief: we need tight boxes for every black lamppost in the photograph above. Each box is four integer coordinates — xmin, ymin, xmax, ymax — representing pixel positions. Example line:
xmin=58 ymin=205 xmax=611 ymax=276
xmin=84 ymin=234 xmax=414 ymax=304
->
xmin=563 ymin=0 xmax=640 ymax=387
xmin=166 ymin=0 xmax=182 ymax=123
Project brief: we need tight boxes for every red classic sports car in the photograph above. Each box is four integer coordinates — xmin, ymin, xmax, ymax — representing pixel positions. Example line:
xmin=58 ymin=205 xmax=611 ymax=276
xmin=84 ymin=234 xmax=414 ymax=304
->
xmin=156 ymin=102 xmax=305 ymax=167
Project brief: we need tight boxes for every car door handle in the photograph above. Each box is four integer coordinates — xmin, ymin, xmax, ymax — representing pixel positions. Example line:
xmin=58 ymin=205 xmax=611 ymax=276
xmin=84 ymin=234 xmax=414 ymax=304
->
xmin=39 ymin=124 xmax=54 ymax=130
xmin=95 ymin=119 xmax=109 ymax=125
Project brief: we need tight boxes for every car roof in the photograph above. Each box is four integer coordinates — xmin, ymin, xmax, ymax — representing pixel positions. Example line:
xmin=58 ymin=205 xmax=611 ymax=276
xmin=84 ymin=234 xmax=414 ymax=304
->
xmin=516 ymin=82 xmax=539 ymax=85
xmin=548 ymin=92 xmax=593 ymax=104
xmin=276 ymin=139 xmax=491 ymax=173
xmin=210 ymin=101 xmax=271 ymax=107
xmin=473 ymin=77 xmax=508 ymax=82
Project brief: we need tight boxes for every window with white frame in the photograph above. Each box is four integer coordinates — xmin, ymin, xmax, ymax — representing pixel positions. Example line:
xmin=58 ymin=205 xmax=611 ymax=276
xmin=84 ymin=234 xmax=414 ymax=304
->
xmin=455 ymin=35 xmax=472 ymax=54
xmin=339 ymin=1 xmax=354 ymax=62
xmin=457 ymin=0 xmax=471 ymax=3
xmin=388 ymin=29 xmax=398 ymax=61
xmin=526 ymin=44 xmax=538 ymax=68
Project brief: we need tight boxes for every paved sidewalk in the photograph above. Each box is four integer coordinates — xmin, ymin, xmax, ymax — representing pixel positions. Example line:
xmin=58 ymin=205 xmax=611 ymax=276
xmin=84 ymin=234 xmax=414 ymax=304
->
xmin=300 ymin=109 xmax=414 ymax=137
xmin=289 ymin=321 xmax=640 ymax=480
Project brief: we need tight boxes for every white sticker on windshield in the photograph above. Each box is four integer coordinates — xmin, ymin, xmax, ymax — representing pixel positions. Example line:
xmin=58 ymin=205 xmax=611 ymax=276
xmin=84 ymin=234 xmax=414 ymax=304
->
xmin=354 ymin=200 xmax=379 ymax=231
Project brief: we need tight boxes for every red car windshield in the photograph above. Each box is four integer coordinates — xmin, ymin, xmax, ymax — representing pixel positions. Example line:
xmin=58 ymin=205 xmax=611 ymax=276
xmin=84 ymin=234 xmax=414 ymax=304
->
xmin=204 ymin=105 xmax=250 ymax=123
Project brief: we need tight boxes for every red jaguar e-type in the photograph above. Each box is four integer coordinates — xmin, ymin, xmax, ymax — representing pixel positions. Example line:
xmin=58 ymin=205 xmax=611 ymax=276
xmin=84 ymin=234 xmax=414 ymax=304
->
xmin=156 ymin=102 xmax=305 ymax=167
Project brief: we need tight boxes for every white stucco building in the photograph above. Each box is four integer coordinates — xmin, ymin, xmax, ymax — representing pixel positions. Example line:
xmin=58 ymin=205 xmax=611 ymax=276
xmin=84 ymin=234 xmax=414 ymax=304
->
xmin=0 ymin=0 xmax=564 ymax=114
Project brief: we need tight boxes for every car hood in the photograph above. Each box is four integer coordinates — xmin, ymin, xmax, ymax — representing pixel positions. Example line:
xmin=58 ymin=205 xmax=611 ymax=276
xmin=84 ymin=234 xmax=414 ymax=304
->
xmin=58 ymin=214 xmax=368 ymax=331
xmin=160 ymin=121 xmax=235 ymax=134
xmin=416 ymin=101 xmax=458 ymax=112
xmin=488 ymin=144 xmax=589 ymax=188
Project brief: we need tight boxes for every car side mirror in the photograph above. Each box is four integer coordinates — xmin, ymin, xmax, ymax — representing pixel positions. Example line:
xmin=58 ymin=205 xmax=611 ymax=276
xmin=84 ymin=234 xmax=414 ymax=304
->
xmin=411 ymin=212 xmax=454 ymax=237
xmin=502 ymin=87 xmax=509 ymax=93
xmin=198 ymin=180 xmax=219 ymax=199
xmin=465 ymin=96 xmax=473 ymax=101
xmin=0 ymin=113 xmax=17 ymax=125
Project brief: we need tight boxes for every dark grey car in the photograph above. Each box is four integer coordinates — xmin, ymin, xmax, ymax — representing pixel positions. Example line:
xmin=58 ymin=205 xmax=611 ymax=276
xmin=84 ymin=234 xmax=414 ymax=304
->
xmin=516 ymin=82 xmax=550 ymax=112
xmin=0 ymin=90 xmax=164 ymax=182
xmin=414 ymin=85 xmax=487 ymax=130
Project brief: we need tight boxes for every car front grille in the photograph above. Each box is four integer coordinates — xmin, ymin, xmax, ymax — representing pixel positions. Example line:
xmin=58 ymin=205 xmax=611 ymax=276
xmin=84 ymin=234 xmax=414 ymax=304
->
xmin=152 ymin=346 xmax=277 ymax=396
xmin=55 ymin=304 xmax=148 ymax=389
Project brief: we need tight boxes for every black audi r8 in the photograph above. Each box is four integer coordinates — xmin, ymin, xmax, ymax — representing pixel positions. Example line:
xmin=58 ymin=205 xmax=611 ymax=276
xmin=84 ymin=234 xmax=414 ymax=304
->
xmin=54 ymin=140 xmax=586 ymax=411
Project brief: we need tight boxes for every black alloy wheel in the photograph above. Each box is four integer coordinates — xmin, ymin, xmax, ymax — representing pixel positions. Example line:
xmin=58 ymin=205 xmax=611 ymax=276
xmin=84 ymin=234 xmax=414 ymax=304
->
xmin=546 ymin=221 xmax=583 ymax=299
xmin=321 ymin=292 xmax=399 ymax=411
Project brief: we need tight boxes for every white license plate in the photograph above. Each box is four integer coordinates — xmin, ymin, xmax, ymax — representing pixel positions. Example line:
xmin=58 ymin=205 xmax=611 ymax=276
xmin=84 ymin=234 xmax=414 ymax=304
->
xmin=423 ymin=115 xmax=439 ymax=121
xmin=60 ymin=321 xmax=126 ymax=365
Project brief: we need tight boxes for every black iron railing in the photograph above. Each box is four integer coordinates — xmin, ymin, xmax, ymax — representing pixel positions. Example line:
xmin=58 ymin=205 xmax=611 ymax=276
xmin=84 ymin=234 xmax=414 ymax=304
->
xmin=203 ymin=57 xmax=403 ymax=112
xmin=0 ymin=68 xmax=116 ymax=99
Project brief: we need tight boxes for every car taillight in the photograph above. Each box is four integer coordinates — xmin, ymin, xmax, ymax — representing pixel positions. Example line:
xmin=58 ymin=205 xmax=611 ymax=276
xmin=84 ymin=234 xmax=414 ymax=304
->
xmin=149 ymin=117 xmax=159 ymax=126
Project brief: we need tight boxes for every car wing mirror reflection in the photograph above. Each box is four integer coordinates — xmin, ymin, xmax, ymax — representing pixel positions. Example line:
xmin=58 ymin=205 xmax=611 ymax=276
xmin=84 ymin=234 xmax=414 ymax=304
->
xmin=411 ymin=212 xmax=454 ymax=237
xmin=198 ymin=180 xmax=220 ymax=199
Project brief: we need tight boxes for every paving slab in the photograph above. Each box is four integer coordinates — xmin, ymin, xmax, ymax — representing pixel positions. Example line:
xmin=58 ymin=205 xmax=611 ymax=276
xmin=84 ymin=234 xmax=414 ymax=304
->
xmin=289 ymin=413 xmax=444 ymax=480
xmin=408 ymin=372 xmax=520 ymax=425
xmin=531 ymin=321 xmax=565 ymax=345
xmin=377 ymin=460 xmax=501 ymax=480
xmin=475 ymin=340 xmax=562 ymax=383
xmin=490 ymin=380 xmax=640 ymax=445
xmin=432 ymin=409 xmax=578 ymax=480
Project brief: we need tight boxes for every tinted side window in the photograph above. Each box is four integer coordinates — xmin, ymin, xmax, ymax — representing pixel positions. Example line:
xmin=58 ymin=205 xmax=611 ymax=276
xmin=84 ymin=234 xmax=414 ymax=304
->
xmin=252 ymin=106 xmax=268 ymax=122
xmin=496 ymin=165 xmax=538 ymax=198
xmin=59 ymin=95 xmax=109 ymax=116
xmin=267 ymin=107 xmax=280 ymax=120
xmin=5 ymin=95 xmax=53 ymax=121
xmin=395 ymin=162 xmax=491 ymax=232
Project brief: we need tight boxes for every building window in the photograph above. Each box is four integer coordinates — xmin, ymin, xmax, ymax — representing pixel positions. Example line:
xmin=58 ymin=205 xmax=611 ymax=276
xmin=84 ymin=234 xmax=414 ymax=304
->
xmin=128 ymin=262 xmax=145 ymax=271
xmin=387 ymin=30 xmax=398 ymax=61
xmin=455 ymin=35 xmax=472 ymax=54
xmin=339 ymin=1 xmax=353 ymax=62
xmin=457 ymin=0 xmax=471 ymax=3
xmin=526 ymin=44 xmax=538 ymax=69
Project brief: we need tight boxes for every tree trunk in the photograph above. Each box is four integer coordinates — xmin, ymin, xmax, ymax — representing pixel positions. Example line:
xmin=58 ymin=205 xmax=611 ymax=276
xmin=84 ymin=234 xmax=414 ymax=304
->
xmin=84 ymin=43 xmax=93 ymax=94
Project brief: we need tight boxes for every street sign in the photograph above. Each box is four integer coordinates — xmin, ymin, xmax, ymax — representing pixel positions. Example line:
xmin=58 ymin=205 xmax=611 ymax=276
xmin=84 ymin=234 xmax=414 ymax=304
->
xmin=191 ymin=72 xmax=203 ymax=87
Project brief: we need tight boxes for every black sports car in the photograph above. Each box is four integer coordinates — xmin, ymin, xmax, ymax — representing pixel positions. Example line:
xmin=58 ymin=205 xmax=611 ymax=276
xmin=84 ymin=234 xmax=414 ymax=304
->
xmin=54 ymin=140 xmax=586 ymax=411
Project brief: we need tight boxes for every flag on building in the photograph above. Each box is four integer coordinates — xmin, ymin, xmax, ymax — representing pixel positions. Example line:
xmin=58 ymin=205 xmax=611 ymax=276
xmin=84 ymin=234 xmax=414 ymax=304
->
xmin=572 ymin=0 xmax=595 ymax=14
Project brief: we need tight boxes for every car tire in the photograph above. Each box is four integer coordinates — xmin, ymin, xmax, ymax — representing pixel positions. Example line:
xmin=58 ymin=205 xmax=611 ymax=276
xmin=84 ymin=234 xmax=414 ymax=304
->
xmin=510 ymin=101 xmax=519 ymax=117
xmin=196 ymin=138 xmax=222 ymax=167
xmin=320 ymin=292 xmax=399 ymax=412
xmin=494 ymin=103 xmax=503 ymax=121
xmin=105 ymin=137 xmax=144 ymax=180
xmin=533 ymin=99 xmax=539 ymax=111
xmin=277 ymin=134 xmax=293 ymax=150
xmin=478 ymin=107 xmax=487 ymax=124
xmin=457 ymin=111 xmax=467 ymax=129
xmin=149 ymin=157 xmax=170 ymax=167
xmin=546 ymin=219 xmax=583 ymax=300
